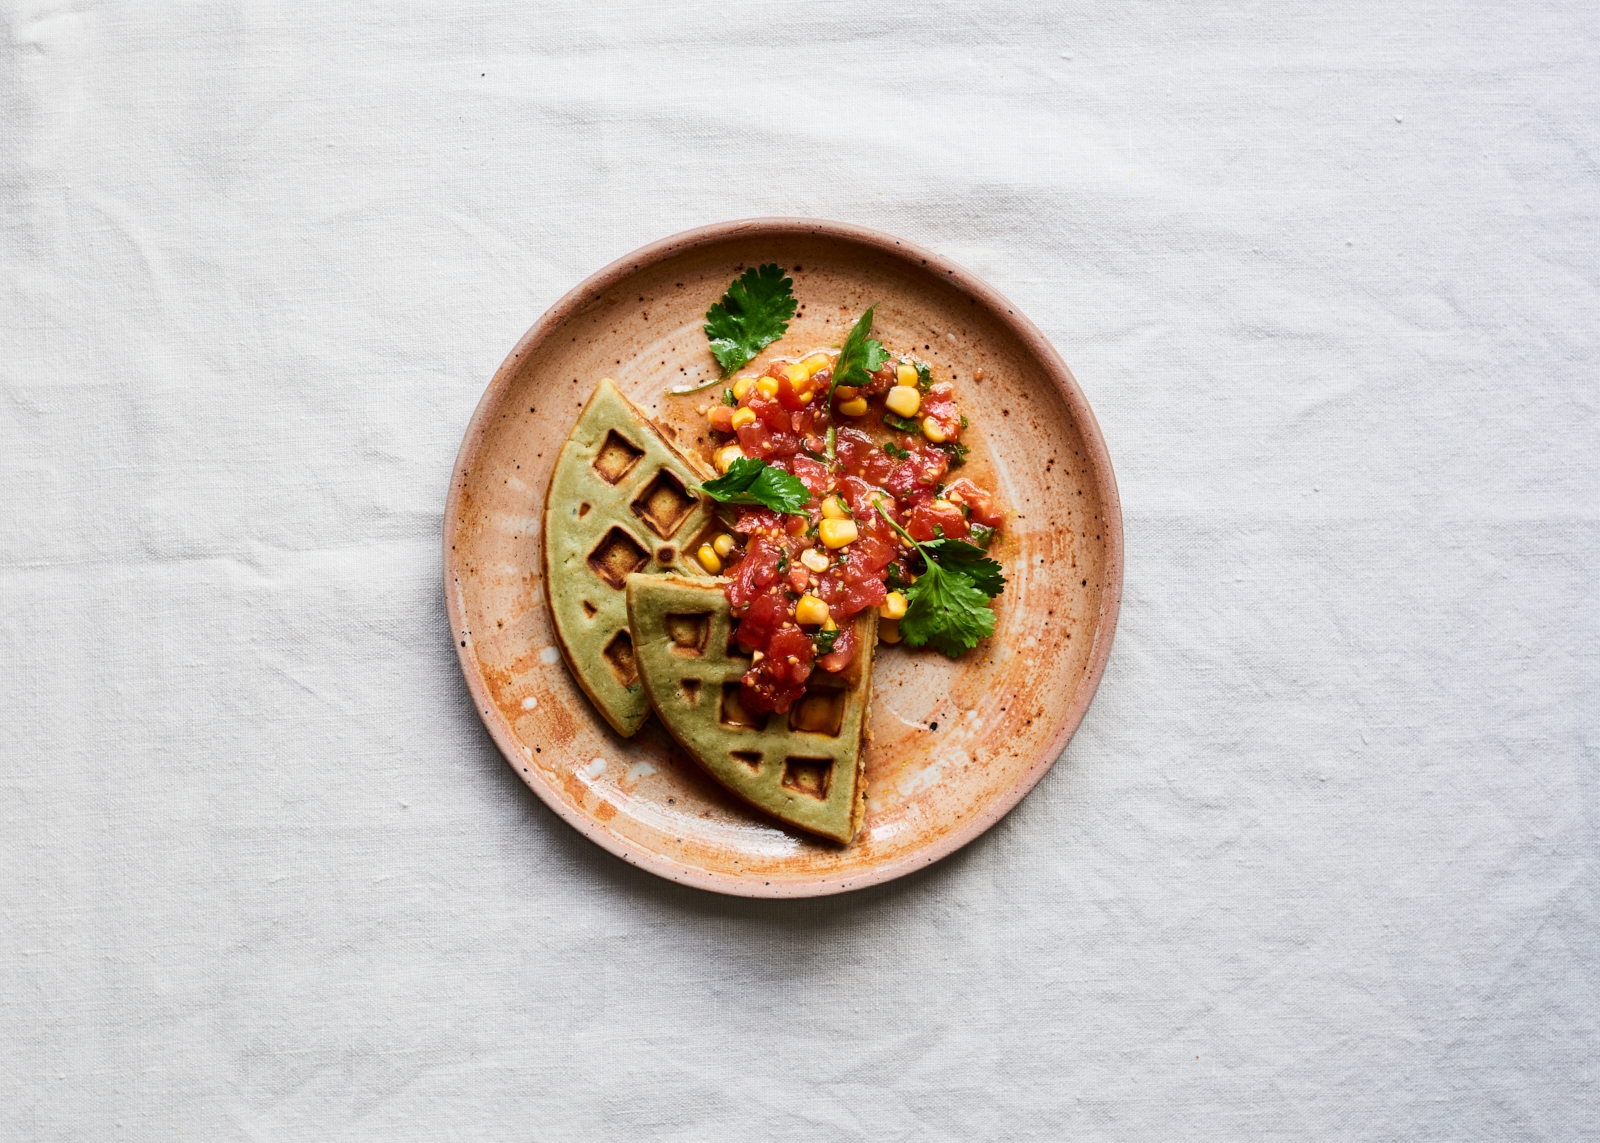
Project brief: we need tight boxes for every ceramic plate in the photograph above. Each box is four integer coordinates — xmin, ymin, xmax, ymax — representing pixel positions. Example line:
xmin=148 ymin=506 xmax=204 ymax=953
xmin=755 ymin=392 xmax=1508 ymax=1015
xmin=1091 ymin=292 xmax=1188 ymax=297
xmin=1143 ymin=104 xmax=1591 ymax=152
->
xmin=444 ymin=218 xmax=1122 ymax=897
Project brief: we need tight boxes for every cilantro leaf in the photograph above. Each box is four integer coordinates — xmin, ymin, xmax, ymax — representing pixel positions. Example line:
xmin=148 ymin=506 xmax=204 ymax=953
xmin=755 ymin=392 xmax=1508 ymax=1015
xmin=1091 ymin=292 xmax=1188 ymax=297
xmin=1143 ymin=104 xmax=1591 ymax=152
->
xmin=899 ymin=559 xmax=996 ymax=657
xmin=812 ymin=627 xmax=841 ymax=656
xmin=883 ymin=440 xmax=911 ymax=460
xmin=697 ymin=457 xmax=810 ymax=514
xmin=830 ymin=307 xmax=886 ymax=394
xmin=874 ymin=502 xmax=1004 ymax=658
xmin=883 ymin=413 xmax=922 ymax=435
xmin=933 ymin=440 xmax=969 ymax=468
xmin=703 ymin=264 xmax=797 ymax=376
xmin=921 ymin=539 xmax=1005 ymax=597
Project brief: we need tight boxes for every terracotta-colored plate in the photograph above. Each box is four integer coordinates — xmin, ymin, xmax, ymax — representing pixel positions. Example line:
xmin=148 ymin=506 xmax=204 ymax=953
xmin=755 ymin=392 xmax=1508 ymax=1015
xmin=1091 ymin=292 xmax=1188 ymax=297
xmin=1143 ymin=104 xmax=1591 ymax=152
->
xmin=445 ymin=218 xmax=1122 ymax=897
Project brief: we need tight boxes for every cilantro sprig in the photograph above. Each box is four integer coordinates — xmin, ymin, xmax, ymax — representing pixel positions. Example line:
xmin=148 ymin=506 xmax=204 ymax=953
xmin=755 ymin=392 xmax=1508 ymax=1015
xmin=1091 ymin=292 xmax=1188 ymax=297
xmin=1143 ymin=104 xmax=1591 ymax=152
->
xmin=829 ymin=307 xmax=890 ymax=395
xmin=669 ymin=265 xmax=799 ymax=394
xmin=697 ymin=457 xmax=810 ymax=515
xmin=823 ymin=307 xmax=889 ymax=461
xmin=875 ymin=503 xmax=1005 ymax=658
xmin=706 ymin=264 xmax=797 ymax=375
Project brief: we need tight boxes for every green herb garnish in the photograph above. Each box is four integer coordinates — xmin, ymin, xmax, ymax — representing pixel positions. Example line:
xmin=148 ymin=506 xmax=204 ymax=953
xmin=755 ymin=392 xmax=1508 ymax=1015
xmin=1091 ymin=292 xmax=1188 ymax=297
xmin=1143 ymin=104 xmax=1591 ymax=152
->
xmin=933 ymin=440 xmax=969 ymax=468
xmin=913 ymin=360 xmax=933 ymax=392
xmin=704 ymin=264 xmax=797 ymax=376
xmin=883 ymin=413 xmax=922 ymax=435
xmin=823 ymin=308 xmax=889 ymax=462
xmin=722 ymin=388 xmax=737 ymax=407
xmin=698 ymin=457 xmax=810 ymax=515
xmin=876 ymin=504 xmax=1005 ymax=657
xmin=829 ymin=307 xmax=889 ymax=396
xmin=812 ymin=627 xmax=841 ymax=655
xmin=967 ymin=523 xmax=997 ymax=551
xmin=883 ymin=441 xmax=911 ymax=460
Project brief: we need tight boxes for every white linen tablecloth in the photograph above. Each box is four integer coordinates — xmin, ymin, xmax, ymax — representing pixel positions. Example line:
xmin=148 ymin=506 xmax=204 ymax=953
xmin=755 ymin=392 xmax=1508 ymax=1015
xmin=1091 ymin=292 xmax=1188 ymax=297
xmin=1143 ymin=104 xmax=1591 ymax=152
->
xmin=2 ymin=2 xmax=1595 ymax=1138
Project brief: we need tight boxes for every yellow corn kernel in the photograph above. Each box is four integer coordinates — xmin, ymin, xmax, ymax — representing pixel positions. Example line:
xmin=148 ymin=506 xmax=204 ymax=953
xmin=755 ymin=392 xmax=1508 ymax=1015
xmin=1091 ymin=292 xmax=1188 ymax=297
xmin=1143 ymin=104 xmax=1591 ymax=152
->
xmin=714 ymin=444 xmax=744 ymax=473
xmin=784 ymin=362 xmax=809 ymax=384
xmin=839 ymin=397 xmax=868 ymax=417
xmin=922 ymin=416 xmax=948 ymax=443
xmin=821 ymin=617 xmax=838 ymax=632
xmin=732 ymin=376 xmax=755 ymax=400
xmin=819 ymin=518 xmax=859 ymax=549
xmin=895 ymin=363 xmax=919 ymax=388
xmin=880 ymin=591 xmax=908 ymax=621
xmin=819 ymin=495 xmax=847 ymax=520
xmin=756 ymin=377 xmax=780 ymax=400
xmin=878 ymin=618 xmax=902 ymax=643
xmin=802 ymin=353 xmax=832 ymax=376
xmin=884 ymin=385 xmax=921 ymax=418
xmin=730 ymin=407 xmax=756 ymax=429
xmin=800 ymin=548 xmax=831 ymax=573
xmin=794 ymin=595 xmax=830 ymax=626
xmin=797 ymin=385 xmax=815 ymax=404
xmin=712 ymin=533 xmax=735 ymax=558
xmin=696 ymin=544 xmax=722 ymax=574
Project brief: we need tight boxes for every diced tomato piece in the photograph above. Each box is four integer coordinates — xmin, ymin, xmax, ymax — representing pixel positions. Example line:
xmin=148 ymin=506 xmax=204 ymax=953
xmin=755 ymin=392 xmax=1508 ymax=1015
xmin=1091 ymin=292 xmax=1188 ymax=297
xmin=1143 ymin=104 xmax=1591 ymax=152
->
xmin=818 ymin=622 xmax=859 ymax=673
xmin=708 ymin=406 xmax=735 ymax=433
xmin=736 ymin=418 xmax=774 ymax=458
xmin=786 ymin=565 xmax=810 ymax=594
xmin=921 ymin=383 xmax=962 ymax=441
xmin=905 ymin=498 xmax=970 ymax=542
xmin=775 ymin=374 xmax=811 ymax=411
xmin=734 ymin=591 xmax=786 ymax=650
xmin=945 ymin=477 xmax=1004 ymax=528
xmin=725 ymin=537 xmax=783 ymax=610
xmin=742 ymin=625 xmax=814 ymax=714
xmin=847 ymin=533 xmax=895 ymax=576
xmin=864 ymin=364 xmax=895 ymax=396
xmin=886 ymin=447 xmax=949 ymax=497
xmin=749 ymin=393 xmax=791 ymax=433
xmin=789 ymin=455 xmax=833 ymax=499
xmin=791 ymin=407 xmax=817 ymax=437
xmin=731 ymin=507 xmax=783 ymax=537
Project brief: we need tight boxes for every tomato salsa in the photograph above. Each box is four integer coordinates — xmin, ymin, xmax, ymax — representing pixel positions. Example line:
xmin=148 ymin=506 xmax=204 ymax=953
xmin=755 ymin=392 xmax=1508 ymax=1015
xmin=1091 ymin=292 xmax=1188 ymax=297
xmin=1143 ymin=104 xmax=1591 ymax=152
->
xmin=696 ymin=351 xmax=1004 ymax=716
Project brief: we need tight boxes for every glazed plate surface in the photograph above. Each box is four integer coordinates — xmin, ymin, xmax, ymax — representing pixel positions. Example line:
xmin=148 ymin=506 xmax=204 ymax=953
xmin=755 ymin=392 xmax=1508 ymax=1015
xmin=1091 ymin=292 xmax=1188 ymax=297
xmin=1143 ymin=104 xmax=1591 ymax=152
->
xmin=445 ymin=218 xmax=1122 ymax=896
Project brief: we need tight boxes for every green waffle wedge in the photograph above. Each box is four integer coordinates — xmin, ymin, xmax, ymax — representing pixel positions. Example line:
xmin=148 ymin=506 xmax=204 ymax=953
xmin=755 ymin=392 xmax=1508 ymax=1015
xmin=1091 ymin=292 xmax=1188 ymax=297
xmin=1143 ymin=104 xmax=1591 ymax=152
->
xmin=542 ymin=378 xmax=715 ymax=737
xmin=625 ymin=574 xmax=877 ymax=844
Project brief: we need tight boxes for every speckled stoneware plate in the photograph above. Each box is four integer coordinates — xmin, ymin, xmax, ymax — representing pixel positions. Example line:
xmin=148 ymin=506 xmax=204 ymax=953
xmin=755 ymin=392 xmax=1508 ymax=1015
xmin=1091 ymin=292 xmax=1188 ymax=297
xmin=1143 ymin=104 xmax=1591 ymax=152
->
xmin=445 ymin=218 xmax=1122 ymax=897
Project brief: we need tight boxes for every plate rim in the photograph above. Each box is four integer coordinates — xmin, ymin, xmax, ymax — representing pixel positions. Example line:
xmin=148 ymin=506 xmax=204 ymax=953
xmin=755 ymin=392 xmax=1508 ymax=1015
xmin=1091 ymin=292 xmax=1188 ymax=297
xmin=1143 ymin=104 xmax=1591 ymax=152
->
xmin=443 ymin=216 xmax=1124 ymax=898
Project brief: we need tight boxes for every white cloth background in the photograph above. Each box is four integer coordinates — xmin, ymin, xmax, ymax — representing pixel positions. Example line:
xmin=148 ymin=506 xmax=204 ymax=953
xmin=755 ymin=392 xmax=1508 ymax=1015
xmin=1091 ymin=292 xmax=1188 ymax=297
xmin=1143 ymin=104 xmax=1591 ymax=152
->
xmin=2 ymin=2 xmax=1595 ymax=1139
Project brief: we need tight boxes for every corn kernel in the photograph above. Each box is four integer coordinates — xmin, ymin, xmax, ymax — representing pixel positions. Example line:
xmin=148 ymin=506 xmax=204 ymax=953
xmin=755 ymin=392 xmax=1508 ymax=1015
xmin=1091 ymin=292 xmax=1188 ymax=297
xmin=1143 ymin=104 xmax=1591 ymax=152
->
xmin=795 ymin=595 xmax=830 ymax=626
xmin=800 ymin=548 xmax=831 ymax=573
xmin=839 ymin=397 xmax=868 ymax=417
xmin=819 ymin=518 xmax=859 ymax=549
xmin=712 ymin=533 xmax=735 ymax=558
xmin=895 ymin=363 xmax=918 ymax=388
xmin=881 ymin=591 xmax=908 ymax=620
xmin=732 ymin=377 xmax=755 ymax=400
xmin=802 ymin=353 xmax=832 ymax=376
xmin=922 ymin=417 xmax=948 ymax=443
xmin=884 ymin=385 xmax=921 ymax=418
xmin=714 ymin=444 xmax=744 ymax=473
xmin=878 ymin=618 xmax=902 ymax=644
xmin=730 ymin=407 xmax=756 ymax=429
xmin=819 ymin=495 xmax=848 ymax=520
xmin=756 ymin=377 xmax=780 ymax=400
xmin=784 ymin=362 xmax=809 ymax=384
xmin=696 ymin=544 xmax=722 ymax=574
xmin=821 ymin=617 xmax=838 ymax=632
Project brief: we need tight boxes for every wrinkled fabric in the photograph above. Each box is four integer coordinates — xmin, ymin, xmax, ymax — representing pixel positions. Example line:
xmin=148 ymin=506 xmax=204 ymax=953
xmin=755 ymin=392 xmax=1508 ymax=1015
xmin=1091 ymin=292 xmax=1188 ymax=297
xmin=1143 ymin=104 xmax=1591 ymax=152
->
xmin=1 ymin=2 xmax=1596 ymax=1139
